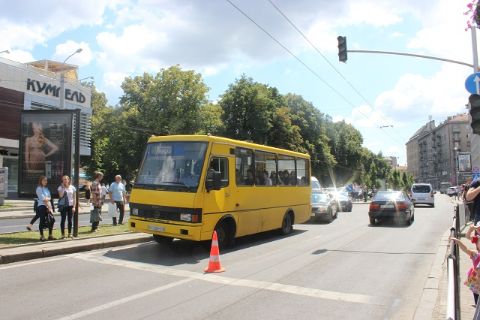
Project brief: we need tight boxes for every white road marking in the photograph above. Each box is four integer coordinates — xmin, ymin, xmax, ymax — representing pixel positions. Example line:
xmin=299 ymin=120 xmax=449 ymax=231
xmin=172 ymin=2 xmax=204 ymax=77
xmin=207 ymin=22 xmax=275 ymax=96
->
xmin=0 ymin=256 xmax=69 ymax=270
xmin=54 ymin=277 xmax=193 ymax=320
xmin=73 ymin=253 xmax=389 ymax=306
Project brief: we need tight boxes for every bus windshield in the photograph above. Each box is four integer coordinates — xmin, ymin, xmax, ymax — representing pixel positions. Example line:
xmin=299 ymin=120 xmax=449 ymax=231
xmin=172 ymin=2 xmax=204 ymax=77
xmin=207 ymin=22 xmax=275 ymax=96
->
xmin=135 ymin=141 xmax=208 ymax=192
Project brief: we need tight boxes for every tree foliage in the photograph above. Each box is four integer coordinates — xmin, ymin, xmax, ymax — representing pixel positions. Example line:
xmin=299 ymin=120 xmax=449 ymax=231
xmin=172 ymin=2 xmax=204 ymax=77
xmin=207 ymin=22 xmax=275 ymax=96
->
xmin=86 ymin=67 xmax=393 ymax=186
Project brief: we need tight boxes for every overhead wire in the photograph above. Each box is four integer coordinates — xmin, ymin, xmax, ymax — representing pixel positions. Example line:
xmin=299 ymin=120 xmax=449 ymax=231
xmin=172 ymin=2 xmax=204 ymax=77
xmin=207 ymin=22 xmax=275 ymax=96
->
xmin=267 ymin=0 xmax=409 ymax=144
xmin=225 ymin=0 xmax=406 ymax=148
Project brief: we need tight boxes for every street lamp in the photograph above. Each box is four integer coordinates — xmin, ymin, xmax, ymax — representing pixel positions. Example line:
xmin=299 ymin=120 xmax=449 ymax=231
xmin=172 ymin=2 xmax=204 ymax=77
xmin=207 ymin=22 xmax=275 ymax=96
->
xmin=59 ymin=48 xmax=83 ymax=109
xmin=454 ymin=147 xmax=460 ymax=186
xmin=79 ymin=76 xmax=94 ymax=82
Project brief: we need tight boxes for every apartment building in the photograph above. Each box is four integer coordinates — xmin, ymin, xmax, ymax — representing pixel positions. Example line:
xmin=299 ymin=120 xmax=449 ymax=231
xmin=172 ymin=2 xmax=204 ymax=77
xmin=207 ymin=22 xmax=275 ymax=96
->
xmin=406 ymin=114 xmax=471 ymax=188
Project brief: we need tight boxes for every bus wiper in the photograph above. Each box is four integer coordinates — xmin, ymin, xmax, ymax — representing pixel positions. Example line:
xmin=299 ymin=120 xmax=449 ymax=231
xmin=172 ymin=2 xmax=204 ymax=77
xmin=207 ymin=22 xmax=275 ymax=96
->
xmin=163 ymin=181 xmax=188 ymax=187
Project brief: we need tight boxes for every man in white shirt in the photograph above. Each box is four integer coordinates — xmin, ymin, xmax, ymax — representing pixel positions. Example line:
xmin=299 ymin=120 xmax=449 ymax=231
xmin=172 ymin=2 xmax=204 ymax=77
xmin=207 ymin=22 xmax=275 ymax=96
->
xmin=109 ymin=175 xmax=127 ymax=225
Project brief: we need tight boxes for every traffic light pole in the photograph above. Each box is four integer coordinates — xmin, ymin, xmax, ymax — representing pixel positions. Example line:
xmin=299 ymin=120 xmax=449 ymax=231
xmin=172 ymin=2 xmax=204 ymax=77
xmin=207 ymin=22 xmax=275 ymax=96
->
xmin=472 ymin=27 xmax=479 ymax=92
xmin=347 ymin=50 xmax=473 ymax=68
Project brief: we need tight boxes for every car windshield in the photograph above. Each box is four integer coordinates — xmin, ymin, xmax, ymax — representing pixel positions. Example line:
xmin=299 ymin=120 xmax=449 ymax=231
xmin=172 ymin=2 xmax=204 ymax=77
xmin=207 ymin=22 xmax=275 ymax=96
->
xmin=412 ymin=185 xmax=431 ymax=193
xmin=312 ymin=192 xmax=329 ymax=203
xmin=373 ymin=191 xmax=404 ymax=201
xmin=136 ymin=141 xmax=208 ymax=192
xmin=312 ymin=180 xmax=321 ymax=190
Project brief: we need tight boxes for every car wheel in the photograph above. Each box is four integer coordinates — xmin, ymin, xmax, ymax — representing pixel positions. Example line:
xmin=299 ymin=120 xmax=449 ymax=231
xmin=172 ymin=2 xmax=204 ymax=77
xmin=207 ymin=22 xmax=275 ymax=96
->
xmin=348 ymin=205 xmax=352 ymax=212
xmin=369 ymin=217 xmax=376 ymax=226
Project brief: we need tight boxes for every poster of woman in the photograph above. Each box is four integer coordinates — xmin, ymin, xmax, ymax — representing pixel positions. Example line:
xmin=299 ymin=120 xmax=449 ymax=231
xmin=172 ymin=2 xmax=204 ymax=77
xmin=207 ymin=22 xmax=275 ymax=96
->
xmin=19 ymin=111 xmax=73 ymax=197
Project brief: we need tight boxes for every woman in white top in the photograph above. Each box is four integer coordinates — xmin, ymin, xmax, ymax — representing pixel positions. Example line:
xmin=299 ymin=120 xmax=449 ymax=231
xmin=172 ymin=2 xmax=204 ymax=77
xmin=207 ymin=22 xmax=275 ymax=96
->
xmin=58 ymin=175 xmax=76 ymax=239
xmin=35 ymin=175 xmax=55 ymax=241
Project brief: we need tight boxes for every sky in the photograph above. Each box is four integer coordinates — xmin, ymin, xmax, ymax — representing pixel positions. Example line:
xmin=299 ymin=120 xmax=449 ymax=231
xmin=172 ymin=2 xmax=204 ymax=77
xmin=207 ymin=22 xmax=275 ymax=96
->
xmin=0 ymin=0 xmax=476 ymax=165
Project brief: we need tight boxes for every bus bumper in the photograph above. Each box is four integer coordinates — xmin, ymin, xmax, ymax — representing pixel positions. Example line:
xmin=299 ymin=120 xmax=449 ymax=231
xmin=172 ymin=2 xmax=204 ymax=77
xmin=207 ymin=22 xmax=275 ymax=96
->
xmin=129 ymin=217 xmax=203 ymax=241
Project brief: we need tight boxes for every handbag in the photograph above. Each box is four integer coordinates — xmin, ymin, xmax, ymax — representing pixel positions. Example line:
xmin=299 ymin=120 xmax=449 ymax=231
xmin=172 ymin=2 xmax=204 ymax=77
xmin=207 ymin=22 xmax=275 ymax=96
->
xmin=45 ymin=211 xmax=55 ymax=228
xmin=57 ymin=187 xmax=68 ymax=211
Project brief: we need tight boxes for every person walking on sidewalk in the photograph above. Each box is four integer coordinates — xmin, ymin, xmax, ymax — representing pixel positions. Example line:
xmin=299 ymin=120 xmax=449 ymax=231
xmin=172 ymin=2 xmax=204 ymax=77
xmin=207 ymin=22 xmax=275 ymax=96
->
xmin=58 ymin=175 xmax=76 ymax=239
xmin=34 ymin=176 xmax=56 ymax=241
xmin=451 ymin=224 xmax=480 ymax=304
xmin=84 ymin=182 xmax=91 ymax=207
xmin=109 ymin=175 xmax=127 ymax=225
xmin=90 ymin=172 xmax=104 ymax=232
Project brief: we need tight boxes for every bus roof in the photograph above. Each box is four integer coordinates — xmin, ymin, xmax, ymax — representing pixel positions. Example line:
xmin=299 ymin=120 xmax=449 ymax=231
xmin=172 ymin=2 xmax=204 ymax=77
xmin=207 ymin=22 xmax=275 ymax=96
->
xmin=147 ymin=135 xmax=310 ymax=159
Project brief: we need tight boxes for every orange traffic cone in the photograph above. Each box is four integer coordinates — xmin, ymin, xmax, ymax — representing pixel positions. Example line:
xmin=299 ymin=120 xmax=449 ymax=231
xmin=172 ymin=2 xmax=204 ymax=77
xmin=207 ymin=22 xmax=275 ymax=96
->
xmin=204 ymin=231 xmax=225 ymax=273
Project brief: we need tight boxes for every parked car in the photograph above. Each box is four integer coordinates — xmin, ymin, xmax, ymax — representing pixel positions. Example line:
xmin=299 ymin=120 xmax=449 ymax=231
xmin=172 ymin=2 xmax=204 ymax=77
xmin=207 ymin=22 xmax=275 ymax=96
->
xmin=311 ymin=176 xmax=322 ymax=191
xmin=410 ymin=183 xmax=435 ymax=207
xmin=368 ymin=191 xmax=415 ymax=226
xmin=446 ymin=186 xmax=459 ymax=197
xmin=311 ymin=191 xmax=338 ymax=222
xmin=324 ymin=187 xmax=352 ymax=212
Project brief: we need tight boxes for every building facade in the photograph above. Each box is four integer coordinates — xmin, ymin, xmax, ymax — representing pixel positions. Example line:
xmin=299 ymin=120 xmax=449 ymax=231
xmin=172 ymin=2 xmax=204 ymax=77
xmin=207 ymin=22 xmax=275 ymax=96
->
xmin=0 ymin=57 xmax=92 ymax=196
xmin=406 ymin=115 xmax=471 ymax=189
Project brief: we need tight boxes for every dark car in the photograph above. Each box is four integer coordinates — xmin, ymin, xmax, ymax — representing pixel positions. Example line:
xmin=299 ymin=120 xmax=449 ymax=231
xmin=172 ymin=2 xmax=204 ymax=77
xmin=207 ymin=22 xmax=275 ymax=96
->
xmin=311 ymin=191 xmax=338 ymax=222
xmin=368 ymin=191 xmax=414 ymax=226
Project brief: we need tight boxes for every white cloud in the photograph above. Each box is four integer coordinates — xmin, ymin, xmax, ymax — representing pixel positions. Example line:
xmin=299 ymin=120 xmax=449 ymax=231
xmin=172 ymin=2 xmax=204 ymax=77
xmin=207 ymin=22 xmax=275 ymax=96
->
xmin=103 ymin=72 xmax=128 ymax=89
xmin=53 ymin=41 xmax=93 ymax=67
xmin=0 ymin=0 xmax=111 ymax=50
xmin=0 ymin=49 xmax=34 ymax=63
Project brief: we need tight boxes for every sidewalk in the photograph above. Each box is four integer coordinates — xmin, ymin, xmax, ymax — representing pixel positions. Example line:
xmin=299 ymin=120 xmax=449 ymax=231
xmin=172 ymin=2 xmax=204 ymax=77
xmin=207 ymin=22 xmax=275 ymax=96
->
xmin=0 ymin=199 xmax=128 ymax=219
xmin=431 ymin=223 xmax=476 ymax=319
xmin=0 ymin=232 xmax=152 ymax=264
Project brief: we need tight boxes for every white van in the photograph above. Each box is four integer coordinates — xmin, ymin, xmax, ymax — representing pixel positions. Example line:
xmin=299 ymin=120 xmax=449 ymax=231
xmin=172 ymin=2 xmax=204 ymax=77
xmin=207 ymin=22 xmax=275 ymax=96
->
xmin=410 ymin=183 xmax=435 ymax=207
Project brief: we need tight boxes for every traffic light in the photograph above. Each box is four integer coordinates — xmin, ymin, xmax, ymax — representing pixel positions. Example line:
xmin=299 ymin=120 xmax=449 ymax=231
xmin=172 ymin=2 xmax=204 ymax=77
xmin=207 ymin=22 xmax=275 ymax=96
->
xmin=337 ymin=36 xmax=347 ymax=63
xmin=469 ymin=94 xmax=480 ymax=134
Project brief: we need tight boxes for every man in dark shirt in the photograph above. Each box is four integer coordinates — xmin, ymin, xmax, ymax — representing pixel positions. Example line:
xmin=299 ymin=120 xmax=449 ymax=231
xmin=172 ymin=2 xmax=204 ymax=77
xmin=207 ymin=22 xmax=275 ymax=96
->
xmin=466 ymin=179 xmax=480 ymax=223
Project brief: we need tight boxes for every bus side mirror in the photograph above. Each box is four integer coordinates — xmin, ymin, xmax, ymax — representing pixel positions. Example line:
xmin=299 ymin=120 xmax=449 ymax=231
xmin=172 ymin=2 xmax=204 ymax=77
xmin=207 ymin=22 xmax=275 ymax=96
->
xmin=206 ymin=171 xmax=222 ymax=192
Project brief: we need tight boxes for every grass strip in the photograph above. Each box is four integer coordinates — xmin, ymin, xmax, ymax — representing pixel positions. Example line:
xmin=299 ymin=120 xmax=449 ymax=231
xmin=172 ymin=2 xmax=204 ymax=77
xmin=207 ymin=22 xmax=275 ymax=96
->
xmin=0 ymin=224 xmax=131 ymax=248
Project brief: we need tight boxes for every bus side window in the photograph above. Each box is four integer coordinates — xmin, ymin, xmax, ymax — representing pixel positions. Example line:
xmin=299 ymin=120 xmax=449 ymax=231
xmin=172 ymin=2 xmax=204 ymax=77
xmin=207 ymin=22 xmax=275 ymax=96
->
xmin=296 ymin=158 xmax=309 ymax=186
xmin=235 ymin=148 xmax=254 ymax=186
xmin=210 ymin=157 xmax=229 ymax=187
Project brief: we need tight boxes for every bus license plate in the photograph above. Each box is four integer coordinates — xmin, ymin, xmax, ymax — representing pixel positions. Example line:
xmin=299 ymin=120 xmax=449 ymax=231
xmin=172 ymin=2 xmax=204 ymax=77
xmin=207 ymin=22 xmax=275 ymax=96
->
xmin=148 ymin=225 xmax=165 ymax=232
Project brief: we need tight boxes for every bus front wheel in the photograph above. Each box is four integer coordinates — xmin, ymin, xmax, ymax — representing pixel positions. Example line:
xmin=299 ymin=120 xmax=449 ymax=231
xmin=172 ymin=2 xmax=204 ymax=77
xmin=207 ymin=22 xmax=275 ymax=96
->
xmin=153 ymin=234 xmax=173 ymax=245
xmin=215 ymin=220 xmax=235 ymax=249
xmin=280 ymin=212 xmax=293 ymax=235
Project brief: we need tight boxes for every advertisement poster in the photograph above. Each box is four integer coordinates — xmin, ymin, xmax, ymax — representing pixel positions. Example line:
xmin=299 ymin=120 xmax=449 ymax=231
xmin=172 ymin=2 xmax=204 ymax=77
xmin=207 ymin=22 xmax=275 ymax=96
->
xmin=18 ymin=111 xmax=73 ymax=197
xmin=458 ymin=152 xmax=472 ymax=173
xmin=0 ymin=167 xmax=8 ymax=198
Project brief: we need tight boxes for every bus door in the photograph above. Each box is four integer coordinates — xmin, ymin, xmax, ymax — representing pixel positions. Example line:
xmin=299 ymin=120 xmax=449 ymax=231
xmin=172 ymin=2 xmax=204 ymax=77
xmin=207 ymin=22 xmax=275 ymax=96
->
xmin=202 ymin=144 xmax=237 ymax=232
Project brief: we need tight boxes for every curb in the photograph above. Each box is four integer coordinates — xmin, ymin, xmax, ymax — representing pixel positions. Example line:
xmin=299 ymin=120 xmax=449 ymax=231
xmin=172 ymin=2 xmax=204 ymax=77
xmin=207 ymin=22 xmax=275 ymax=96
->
xmin=0 ymin=233 xmax=152 ymax=264
xmin=413 ymin=228 xmax=450 ymax=319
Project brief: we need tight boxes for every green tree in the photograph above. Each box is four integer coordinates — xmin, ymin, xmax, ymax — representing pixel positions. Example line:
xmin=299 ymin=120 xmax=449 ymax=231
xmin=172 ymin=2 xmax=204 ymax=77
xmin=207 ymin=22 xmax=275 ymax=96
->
xmin=220 ymin=75 xmax=280 ymax=144
xmin=121 ymin=65 xmax=208 ymax=135
xmin=198 ymin=103 xmax=225 ymax=135
xmin=284 ymin=93 xmax=335 ymax=181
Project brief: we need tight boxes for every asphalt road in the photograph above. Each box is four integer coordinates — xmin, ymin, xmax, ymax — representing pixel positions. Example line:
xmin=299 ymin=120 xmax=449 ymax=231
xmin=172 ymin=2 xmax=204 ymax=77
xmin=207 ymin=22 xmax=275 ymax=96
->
xmin=0 ymin=195 xmax=455 ymax=320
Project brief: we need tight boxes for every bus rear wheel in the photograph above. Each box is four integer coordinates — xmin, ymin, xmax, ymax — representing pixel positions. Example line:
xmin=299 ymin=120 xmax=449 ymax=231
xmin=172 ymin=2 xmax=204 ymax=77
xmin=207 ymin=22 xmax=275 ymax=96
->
xmin=153 ymin=234 xmax=173 ymax=245
xmin=280 ymin=212 xmax=293 ymax=235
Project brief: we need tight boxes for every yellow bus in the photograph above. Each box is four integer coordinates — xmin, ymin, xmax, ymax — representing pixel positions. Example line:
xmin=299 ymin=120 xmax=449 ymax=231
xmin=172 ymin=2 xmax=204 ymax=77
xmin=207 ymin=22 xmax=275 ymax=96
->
xmin=129 ymin=135 xmax=311 ymax=247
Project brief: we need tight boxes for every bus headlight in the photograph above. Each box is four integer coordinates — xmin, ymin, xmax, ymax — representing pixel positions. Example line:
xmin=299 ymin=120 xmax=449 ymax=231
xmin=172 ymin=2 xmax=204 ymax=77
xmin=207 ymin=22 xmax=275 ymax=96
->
xmin=132 ymin=208 xmax=139 ymax=216
xmin=180 ymin=213 xmax=192 ymax=222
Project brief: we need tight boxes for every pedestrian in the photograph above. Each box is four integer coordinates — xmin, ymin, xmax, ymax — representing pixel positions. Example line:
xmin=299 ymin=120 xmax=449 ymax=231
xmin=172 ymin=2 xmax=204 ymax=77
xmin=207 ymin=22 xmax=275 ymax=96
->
xmin=466 ymin=178 xmax=480 ymax=224
xmin=84 ymin=182 xmax=91 ymax=206
xmin=451 ymin=224 xmax=480 ymax=304
xmin=109 ymin=175 xmax=127 ymax=225
xmin=58 ymin=175 xmax=76 ymax=239
xmin=90 ymin=171 xmax=104 ymax=232
xmin=34 ymin=175 xmax=56 ymax=241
